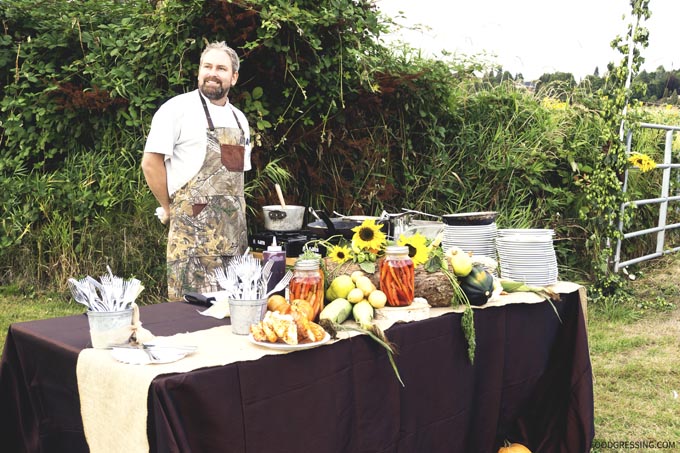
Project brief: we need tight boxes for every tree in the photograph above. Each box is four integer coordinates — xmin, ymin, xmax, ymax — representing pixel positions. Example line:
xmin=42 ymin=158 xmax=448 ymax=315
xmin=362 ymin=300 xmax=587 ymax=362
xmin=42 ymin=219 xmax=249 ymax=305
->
xmin=535 ymin=72 xmax=576 ymax=100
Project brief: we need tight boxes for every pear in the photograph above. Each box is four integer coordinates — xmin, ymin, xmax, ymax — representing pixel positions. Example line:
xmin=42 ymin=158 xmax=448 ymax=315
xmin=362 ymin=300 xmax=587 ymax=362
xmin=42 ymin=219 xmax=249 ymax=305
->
xmin=347 ymin=288 xmax=365 ymax=304
xmin=329 ymin=274 xmax=355 ymax=299
xmin=355 ymin=275 xmax=376 ymax=297
xmin=350 ymin=270 xmax=365 ymax=283
xmin=367 ymin=289 xmax=387 ymax=309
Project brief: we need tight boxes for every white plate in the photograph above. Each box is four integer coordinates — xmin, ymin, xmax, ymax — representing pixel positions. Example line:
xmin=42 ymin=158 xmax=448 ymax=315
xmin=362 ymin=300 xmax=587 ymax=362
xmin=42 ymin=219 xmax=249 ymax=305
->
xmin=497 ymin=235 xmax=553 ymax=243
xmin=248 ymin=332 xmax=331 ymax=351
xmin=111 ymin=345 xmax=197 ymax=365
xmin=497 ymin=228 xmax=553 ymax=236
xmin=499 ymin=255 xmax=557 ymax=263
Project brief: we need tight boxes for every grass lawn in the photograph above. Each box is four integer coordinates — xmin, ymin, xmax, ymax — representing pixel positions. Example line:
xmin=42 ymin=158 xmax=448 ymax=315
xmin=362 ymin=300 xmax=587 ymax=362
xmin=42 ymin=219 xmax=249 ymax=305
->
xmin=0 ymin=290 xmax=85 ymax=351
xmin=588 ymin=256 xmax=680 ymax=452
xmin=1 ymin=256 xmax=680 ymax=452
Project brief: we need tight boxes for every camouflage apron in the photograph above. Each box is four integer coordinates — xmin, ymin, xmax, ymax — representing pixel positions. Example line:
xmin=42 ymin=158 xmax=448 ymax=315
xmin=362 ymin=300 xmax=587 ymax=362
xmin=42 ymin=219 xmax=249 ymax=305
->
xmin=166 ymin=93 xmax=247 ymax=300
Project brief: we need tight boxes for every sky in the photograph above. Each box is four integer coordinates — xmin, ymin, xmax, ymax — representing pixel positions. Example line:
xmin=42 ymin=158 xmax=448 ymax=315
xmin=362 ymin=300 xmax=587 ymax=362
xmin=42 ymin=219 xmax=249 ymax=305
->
xmin=377 ymin=0 xmax=678 ymax=81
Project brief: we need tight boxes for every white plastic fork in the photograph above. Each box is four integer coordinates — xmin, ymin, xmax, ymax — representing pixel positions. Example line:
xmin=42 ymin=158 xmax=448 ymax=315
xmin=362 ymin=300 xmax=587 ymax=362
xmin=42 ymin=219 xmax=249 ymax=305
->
xmin=215 ymin=267 xmax=238 ymax=293
xmin=67 ymin=278 xmax=91 ymax=309
xmin=122 ymin=278 xmax=142 ymax=308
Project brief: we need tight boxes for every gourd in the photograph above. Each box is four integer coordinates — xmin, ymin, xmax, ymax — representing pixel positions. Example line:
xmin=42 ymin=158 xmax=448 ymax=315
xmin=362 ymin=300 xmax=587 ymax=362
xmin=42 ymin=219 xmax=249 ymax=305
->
xmin=459 ymin=265 xmax=494 ymax=306
xmin=447 ymin=247 xmax=473 ymax=277
xmin=498 ymin=441 xmax=531 ymax=453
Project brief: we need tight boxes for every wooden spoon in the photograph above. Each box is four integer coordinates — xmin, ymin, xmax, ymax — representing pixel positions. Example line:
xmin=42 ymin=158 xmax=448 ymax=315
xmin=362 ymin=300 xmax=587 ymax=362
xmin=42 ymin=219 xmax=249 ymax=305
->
xmin=274 ymin=184 xmax=286 ymax=208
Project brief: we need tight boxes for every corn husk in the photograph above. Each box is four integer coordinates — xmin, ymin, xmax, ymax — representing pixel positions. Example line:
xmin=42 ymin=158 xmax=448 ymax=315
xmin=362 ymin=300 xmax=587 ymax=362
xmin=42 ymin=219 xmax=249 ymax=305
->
xmin=499 ymin=278 xmax=562 ymax=323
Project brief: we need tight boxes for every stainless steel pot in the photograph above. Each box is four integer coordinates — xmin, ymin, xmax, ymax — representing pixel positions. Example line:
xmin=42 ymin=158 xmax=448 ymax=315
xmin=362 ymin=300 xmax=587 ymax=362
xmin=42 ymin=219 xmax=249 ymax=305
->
xmin=262 ymin=205 xmax=305 ymax=231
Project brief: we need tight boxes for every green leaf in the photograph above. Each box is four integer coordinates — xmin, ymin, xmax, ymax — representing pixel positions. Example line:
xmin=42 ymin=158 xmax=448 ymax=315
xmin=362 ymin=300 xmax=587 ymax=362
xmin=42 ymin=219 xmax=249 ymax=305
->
xmin=359 ymin=262 xmax=376 ymax=273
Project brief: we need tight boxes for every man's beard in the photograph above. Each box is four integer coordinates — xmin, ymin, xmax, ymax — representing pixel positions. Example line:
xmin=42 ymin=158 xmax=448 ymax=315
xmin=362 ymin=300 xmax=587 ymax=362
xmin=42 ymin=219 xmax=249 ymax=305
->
xmin=200 ymin=79 xmax=229 ymax=100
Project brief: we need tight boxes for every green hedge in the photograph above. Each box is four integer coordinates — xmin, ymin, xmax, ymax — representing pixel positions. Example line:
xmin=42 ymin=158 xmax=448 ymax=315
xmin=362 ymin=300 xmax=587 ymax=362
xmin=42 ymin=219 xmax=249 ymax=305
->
xmin=0 ymin=0 xmax=671 ymax=301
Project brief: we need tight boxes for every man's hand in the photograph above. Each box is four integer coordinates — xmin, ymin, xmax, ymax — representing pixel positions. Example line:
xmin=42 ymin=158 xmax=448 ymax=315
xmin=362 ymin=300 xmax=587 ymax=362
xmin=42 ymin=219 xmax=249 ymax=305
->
xmin=141 ymin=152 xmax=171 ymax=224
xmin=155 ymin=207 xmax=170 ymax=225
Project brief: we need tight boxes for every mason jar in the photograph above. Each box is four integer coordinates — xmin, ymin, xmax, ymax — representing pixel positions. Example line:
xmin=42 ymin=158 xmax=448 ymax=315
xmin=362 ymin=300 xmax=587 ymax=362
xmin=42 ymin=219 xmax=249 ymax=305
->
xmin=288 ymin=258 xmax=325 ymax=319
xmin=379 ymin=245 xmax=415 ymax=307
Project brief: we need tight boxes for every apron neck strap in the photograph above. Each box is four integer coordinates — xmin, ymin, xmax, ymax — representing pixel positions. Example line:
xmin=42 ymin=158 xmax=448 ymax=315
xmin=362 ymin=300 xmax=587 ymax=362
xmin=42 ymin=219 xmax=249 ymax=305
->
xmin=198 ymin=91 xmax=245 ymax=135
xmin=199 ymin=91 xmax=215 ymax=131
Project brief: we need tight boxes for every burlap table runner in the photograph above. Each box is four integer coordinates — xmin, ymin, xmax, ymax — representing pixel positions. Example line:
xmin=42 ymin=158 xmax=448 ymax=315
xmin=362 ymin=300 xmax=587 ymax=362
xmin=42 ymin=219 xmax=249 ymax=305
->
xmin=76 ymin=281 xmax=583 ymax=453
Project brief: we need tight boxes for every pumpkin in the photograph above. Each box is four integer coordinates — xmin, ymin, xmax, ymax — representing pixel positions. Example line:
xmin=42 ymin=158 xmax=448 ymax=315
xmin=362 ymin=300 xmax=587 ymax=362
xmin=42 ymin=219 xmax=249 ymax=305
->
xmin=498 ymin=441 xmax=532 ymax=453
xmin=459 ymin=265 xmax=494 ymax=306
xmin=267 ymin=295 xmax=291 ymax=314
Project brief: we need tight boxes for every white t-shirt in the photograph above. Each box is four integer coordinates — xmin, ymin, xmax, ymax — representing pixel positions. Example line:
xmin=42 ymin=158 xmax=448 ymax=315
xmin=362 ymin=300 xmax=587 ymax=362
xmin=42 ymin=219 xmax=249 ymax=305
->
xmin=144 ymin=89 xmax=252 ymax=196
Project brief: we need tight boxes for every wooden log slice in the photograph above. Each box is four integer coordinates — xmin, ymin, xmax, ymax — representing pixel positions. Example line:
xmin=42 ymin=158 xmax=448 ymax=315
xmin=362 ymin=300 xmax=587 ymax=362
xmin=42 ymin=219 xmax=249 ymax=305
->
xmin=413 ymin=267 xmax=454 ymax=307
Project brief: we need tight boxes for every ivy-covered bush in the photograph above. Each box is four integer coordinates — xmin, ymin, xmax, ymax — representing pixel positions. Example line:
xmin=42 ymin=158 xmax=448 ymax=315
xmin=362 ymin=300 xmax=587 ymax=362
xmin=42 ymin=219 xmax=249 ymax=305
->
xmin=0 ymin=0 xmax=668 ymax=302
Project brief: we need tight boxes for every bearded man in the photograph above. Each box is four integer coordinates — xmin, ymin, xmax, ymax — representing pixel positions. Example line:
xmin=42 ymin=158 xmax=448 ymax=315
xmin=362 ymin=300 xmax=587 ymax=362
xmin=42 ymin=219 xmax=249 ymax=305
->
xmin=142 ymin=41 xmax=252 ymax=300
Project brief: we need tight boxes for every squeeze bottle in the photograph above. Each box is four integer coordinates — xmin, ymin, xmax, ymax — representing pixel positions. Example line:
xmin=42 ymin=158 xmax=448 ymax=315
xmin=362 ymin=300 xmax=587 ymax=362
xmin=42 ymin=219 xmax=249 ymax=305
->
xmin=263 ymin=236 xmax=286 ymax=295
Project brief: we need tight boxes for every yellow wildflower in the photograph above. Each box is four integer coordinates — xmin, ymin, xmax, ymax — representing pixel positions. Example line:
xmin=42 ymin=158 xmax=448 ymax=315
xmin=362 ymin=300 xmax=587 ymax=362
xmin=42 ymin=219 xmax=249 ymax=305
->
xmin=541 ymin=97 xmax=568 ymax=111
xmin=627 ymin=153 xmax=656 ymax=173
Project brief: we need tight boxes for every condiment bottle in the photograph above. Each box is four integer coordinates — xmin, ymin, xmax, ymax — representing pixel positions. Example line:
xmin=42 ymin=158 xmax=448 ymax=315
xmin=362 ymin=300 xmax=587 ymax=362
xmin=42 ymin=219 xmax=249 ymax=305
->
xmin=288 ymin=258 xmax=325 ymax=319
xmin=379 ymin=245 xmax=415 ymax=306
xmin=262 ymin=236 xmax=286 ymax=295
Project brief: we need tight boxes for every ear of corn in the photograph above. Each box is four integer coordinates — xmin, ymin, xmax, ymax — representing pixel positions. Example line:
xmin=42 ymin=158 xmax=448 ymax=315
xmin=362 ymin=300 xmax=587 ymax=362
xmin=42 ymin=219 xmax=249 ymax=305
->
xmin=499 ymin=278 xmax=560 ymax=301
xmin=499 ymin=278 xmax=531 ymax=292
xmin=319 ymin=298 xmax=353 ymax=324
xmin=352 ymin=300 xmax=374 ymax=329
xmin=499 ymin=278 xmax=562 ymax=324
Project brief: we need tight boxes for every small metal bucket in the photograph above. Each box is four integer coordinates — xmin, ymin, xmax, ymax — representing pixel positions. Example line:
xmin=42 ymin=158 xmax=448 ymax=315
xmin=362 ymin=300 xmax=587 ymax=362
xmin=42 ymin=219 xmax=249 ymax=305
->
xmin=86 ymin=308 xmax=133 ymax=348
xmin=228 ymin=298 xmax=268 ymax=335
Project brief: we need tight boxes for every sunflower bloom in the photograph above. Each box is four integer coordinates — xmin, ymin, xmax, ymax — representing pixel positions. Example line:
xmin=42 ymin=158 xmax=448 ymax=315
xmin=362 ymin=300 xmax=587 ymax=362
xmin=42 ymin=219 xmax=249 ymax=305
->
xmin=628 ymin=153 xmax=656 ymax=172
xmin=351 ymin=219 xmax=386 ymax=251
xmin=328 ymin=244 xmax=352 ymax=264
xmin=398 ymin=233 xmax=430 ymax=266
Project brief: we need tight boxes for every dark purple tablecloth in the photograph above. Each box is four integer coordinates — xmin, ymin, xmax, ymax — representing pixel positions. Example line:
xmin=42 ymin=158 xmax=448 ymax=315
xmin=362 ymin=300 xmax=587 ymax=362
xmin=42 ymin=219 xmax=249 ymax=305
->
xmin=0 ymin=290 xmax=594 ymax=453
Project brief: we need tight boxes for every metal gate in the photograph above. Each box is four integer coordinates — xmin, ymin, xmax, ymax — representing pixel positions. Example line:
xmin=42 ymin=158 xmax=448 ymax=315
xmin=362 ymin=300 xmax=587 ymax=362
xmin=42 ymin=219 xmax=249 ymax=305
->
xmin=614 ymin=122 xmax=680 ymax=272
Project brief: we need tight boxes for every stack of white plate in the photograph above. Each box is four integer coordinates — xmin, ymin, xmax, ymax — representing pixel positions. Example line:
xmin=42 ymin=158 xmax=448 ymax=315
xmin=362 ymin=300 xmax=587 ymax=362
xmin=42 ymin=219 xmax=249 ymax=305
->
xmin=442 ymin=223 xmax=497 ymax=258
xmin=496 ymin=229 xmax=558 ymax=286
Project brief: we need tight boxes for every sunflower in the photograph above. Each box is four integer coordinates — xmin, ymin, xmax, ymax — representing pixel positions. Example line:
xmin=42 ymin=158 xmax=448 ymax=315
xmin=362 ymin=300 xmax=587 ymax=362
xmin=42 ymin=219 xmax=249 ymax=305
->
xmin=397 ymin=233 xmax=430 ymax=266
xmin=628 ymin=152 xmax=656 ymax=172
xmin=327 ymin=244 xmax=352 ymax=264
xmin=351 ymin=219 xmax=387 ymax=251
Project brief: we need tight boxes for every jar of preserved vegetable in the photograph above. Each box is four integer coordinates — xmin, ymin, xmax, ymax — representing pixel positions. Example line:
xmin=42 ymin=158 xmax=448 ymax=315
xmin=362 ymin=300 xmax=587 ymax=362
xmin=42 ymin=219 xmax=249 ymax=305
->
xmin=289 ymin=258 xmax=325 ymax=319
xmin=379 ymin=245 xmax=414 ymax=307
